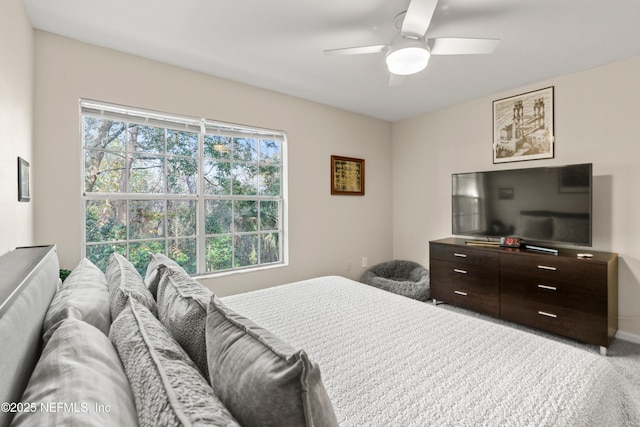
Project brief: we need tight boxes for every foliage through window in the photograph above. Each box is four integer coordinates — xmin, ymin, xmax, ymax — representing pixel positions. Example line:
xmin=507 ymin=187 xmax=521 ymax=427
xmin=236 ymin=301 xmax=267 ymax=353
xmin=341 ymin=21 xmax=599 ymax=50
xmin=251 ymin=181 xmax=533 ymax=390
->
xmin=81 ymin=100 xmax=286 ymax=275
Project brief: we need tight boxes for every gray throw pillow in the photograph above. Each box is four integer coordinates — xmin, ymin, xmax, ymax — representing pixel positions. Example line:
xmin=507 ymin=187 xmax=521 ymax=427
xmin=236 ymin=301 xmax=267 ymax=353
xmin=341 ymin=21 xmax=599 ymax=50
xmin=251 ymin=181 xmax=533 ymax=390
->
xmin=156 ymin=264 xmax=213 ymax=380
xmin=206 ymin=296 xmax=339 ymax=427
xmin=12 ymin=317 xmax=138 ymax=427
xmin=110 ymin=298 xmax=240 ymax=427
xmin=42 ymin=258 xmax=110 ymax=346
xmin=144 ymin=253 xmax=183 ymax=299
xmin=105 ymin=253 xmax=157 ymax=321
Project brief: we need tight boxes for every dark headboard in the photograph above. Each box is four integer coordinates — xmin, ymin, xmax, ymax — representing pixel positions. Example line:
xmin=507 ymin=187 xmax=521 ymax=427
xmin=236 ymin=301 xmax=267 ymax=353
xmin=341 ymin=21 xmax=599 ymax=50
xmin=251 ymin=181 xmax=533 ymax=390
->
xmin=0 ymin=245 xmax=59 ymax=426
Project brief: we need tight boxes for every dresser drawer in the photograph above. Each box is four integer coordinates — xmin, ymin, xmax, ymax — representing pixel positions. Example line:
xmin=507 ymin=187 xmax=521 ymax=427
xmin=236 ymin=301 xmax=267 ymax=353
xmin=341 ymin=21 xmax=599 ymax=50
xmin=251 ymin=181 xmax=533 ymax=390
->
xmin=500 ymin=295 xmax=608 ymax=346
xmin=454 ymin=289 xmax=499 ymax=318
xmin=430 ymin=259 xmax=499 ymax=290
xmin=500 ymin=253 xmax=608 ymax=288
xmin=500 ymin=253 xmax=607 ymax=314
xmin=500 ymin=272 xmax=606 ymax=315
xmin=430 ymin=259 xmax=499 ymax=317
xmin=430 ymin=243 xmax=499 ymax=266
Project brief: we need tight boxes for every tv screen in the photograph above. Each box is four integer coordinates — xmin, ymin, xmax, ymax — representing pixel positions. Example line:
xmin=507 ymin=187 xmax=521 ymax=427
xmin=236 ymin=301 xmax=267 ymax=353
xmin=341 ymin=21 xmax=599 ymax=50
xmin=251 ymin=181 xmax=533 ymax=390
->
xmin=452 ymin=163 xmax=592 ymax=246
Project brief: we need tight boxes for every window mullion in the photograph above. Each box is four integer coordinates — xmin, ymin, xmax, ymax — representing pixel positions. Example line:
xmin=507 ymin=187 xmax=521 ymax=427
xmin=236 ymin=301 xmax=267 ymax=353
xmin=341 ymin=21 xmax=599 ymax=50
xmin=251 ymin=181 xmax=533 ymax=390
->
xmin=197 ymin=125 xmax=206 ymax=274
xmin=164 ymin=129 xmax=169 ymax=257
xmin=125 ymin=124 xmax=131 ymax=258
xmin=126 ymin=199 xmax=130 ymax=258
xmin=257 ymin=199 xmax=262 ymax=265
xmin=231 ymin=200 xmax=235 ymax=270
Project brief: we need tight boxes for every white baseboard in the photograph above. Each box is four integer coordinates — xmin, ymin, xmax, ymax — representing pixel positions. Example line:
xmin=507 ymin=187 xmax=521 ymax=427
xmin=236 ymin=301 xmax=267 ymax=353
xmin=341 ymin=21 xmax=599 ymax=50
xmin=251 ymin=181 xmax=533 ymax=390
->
xmin=616 ymin=330 xmax=640 ymax=344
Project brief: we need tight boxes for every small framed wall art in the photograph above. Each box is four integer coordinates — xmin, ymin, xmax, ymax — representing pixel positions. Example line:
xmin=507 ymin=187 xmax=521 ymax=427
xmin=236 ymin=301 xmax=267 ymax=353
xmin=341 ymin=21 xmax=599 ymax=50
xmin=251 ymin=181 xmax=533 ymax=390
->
xmin=18 ymin=157 xmax=30 ymax=202
xmin=330 ymin=155 xmax=365 ymax=196
xmin=493 ymin=86 xmax=554 ymax=163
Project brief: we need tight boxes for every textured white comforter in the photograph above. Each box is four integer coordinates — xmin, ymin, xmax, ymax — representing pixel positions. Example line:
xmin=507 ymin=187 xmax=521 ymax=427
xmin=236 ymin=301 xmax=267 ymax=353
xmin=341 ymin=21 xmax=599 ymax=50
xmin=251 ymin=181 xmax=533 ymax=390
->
xmin=221 ymin=276 xmax=639 ymax=426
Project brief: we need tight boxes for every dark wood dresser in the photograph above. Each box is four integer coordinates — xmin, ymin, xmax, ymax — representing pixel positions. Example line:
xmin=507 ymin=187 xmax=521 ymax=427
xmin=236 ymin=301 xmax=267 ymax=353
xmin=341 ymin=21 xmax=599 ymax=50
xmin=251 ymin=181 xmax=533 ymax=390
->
xmin=429 ymin=238 xmax=618 ymax=354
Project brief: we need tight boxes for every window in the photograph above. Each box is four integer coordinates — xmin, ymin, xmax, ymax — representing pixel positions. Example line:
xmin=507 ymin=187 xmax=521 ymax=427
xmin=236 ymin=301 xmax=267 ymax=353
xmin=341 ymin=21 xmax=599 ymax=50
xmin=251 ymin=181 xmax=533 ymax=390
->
xmin=81 ymin=100 xmax=286 ymax=275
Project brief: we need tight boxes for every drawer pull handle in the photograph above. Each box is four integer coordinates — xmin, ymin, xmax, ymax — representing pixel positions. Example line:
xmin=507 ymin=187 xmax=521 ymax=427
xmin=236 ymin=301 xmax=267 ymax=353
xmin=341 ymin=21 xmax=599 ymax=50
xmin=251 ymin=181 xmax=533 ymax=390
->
xmin=454 ymin=291 xmax=468 ymax=296
xmin=454 ymin=253 xmax=467 ymax=258
xmin=537 ymin=284 xmax=557 ymax=291
xmin=538 ymin=311 xmax=557 ymax=318
xmin=453 ymin=269 xmax=467 ymax=274
xmin=537 ymin=265 xmax=557 ymax=271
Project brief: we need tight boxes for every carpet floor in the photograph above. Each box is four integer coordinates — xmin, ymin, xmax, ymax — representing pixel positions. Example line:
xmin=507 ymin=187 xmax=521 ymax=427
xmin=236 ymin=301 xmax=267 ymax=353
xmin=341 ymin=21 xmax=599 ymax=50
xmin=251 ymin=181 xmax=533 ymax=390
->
xmin=438 ymin=303 xmax=640 ymax=408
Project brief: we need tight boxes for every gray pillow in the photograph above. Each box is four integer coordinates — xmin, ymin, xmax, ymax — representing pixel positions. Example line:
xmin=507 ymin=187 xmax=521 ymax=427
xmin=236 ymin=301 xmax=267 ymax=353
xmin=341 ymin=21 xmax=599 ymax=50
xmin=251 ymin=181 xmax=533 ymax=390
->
xmin=206 ymin=296 xmax=339 ymax=427
xmin=42 ymin=258 xmax=110 ymax=346
xmin=144 ymin=253 xmax=183 ymax=299
xmin=12 ymin=317 xmax=138 ymax=427
xmin=156 ymin=264 xmax=213 ymax=380
xmin=105 ymin=253 xmax=157 ymax=320
xmin=110 ymin=298 xmax=240 ymax=427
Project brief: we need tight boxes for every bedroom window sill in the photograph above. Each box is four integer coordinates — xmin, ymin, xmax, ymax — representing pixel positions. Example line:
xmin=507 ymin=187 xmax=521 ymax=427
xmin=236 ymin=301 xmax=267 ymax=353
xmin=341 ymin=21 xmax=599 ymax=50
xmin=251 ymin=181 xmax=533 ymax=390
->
xmin=193 ymin=261 xmax=288 ymax=281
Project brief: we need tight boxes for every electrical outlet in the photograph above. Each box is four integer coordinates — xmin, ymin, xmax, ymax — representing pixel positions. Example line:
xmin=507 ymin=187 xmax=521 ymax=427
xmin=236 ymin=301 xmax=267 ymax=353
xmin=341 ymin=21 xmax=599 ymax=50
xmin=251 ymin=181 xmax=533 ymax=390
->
xmin=362 ymin=257 xmax=368 ymax=268
xmin=345 ymin=260 xmax=351 ymax=271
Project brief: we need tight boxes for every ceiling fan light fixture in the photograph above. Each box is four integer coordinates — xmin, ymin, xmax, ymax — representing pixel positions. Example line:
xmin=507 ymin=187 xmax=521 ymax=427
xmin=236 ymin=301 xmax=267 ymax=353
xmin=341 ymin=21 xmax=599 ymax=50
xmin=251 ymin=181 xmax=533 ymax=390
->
xmin=386 ymin=35 xmax=430 ymax=75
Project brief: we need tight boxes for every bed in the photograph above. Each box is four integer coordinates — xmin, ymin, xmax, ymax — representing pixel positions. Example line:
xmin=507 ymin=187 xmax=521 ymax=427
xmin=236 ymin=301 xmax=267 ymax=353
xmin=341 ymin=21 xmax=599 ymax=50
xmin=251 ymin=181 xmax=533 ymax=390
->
xmin=1 ymin=246 xmax=638 ymax=426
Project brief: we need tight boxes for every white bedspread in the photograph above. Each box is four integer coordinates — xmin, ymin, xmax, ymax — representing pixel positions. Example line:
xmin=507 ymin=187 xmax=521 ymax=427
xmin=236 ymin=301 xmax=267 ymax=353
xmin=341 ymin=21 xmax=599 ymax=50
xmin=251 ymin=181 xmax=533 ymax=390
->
xmin=221 ymin=276 xmax=639 ymax=426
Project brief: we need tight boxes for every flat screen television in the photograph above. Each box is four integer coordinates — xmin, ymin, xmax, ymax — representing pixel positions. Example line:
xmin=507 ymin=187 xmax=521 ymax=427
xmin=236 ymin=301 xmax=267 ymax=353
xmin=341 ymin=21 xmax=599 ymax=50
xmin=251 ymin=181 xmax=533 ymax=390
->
xmin=452 ymin=163 xmax=592 ymax=246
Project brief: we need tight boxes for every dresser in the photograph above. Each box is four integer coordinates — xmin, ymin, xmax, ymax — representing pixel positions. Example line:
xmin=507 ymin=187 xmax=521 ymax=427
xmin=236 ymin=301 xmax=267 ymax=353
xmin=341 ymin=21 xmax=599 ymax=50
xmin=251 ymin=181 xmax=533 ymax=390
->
xmin=429 ymin=238 xmax=618 ymax=354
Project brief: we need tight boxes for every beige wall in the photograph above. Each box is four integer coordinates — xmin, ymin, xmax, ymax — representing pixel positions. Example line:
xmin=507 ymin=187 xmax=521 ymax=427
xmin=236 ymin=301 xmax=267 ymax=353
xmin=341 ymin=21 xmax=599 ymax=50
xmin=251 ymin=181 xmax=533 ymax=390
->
xmin=0 ymin=0 xmax=34 ymax=255
xmin=392 ymin=56 xmax=640 ymax=340
xmin=22 ymin=16 xmax=640 ymax=338
xmin=33 ymin=31 xmax=393 ymax=296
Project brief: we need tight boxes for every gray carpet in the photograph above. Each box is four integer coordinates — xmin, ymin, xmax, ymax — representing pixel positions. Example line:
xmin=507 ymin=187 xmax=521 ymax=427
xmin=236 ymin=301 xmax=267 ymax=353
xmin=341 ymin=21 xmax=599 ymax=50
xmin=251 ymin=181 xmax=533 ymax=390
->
xmin=606 ymin=339 xmax=640 ymax=406
xmin=438 ymin=302 xmax=640 ymax=407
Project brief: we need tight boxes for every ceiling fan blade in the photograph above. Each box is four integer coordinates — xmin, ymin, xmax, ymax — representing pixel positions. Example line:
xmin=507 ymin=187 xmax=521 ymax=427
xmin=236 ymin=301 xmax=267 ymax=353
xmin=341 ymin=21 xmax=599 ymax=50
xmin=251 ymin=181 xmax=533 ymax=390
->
xmin=388 ymin=73 xmax=406 ymax=87
xmin=324 ymin=45 xmax=388 ymax=56
xmin=402 ymin=0 xmax=438 ymax=36
xmin=430 ymin=38 xmax=500 ymax=55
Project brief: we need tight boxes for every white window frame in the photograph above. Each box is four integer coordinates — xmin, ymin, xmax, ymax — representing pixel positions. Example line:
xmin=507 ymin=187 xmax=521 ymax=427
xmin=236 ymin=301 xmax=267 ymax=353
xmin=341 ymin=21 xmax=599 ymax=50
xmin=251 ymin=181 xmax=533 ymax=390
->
xmin=80 ymin=99 xmax=288 ymax=276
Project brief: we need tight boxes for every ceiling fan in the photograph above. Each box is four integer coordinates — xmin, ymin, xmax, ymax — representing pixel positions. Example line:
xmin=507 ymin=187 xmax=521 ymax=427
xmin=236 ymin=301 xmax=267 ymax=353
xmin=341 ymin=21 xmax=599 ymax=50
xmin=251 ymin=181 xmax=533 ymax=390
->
xmin=324 ymin=0 xmax=499 ymax=83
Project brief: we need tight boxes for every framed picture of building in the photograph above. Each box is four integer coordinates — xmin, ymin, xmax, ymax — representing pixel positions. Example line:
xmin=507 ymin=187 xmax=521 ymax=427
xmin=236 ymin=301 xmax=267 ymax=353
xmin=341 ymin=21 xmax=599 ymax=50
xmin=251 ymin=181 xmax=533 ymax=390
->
xmin=493 ymin=86 xmax=554 ymax=163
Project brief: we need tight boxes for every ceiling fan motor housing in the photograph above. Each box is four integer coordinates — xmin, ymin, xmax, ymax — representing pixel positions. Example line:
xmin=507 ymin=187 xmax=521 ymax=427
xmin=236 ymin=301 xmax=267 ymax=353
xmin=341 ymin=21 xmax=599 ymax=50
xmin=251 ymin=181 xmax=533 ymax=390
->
xmin=386 ymin=34 xmax=431 ymax=75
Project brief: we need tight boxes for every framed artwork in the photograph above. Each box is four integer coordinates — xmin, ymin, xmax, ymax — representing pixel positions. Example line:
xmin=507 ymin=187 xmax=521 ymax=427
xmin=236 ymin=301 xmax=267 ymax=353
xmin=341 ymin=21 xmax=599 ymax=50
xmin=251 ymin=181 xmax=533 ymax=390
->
xmin=331 ymin=155 xmax=364 ymax=195
xmin=18 ymin=157 xmax=30 ymax=202
xmin=493 ymin=86 xmax=554 ymax=163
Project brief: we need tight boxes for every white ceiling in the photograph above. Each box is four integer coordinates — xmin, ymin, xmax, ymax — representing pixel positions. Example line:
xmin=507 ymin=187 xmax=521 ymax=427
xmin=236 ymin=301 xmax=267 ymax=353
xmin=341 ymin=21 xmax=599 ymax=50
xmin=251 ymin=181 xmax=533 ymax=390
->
xmin=24 ymin=0 xmax=640 ymax=122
